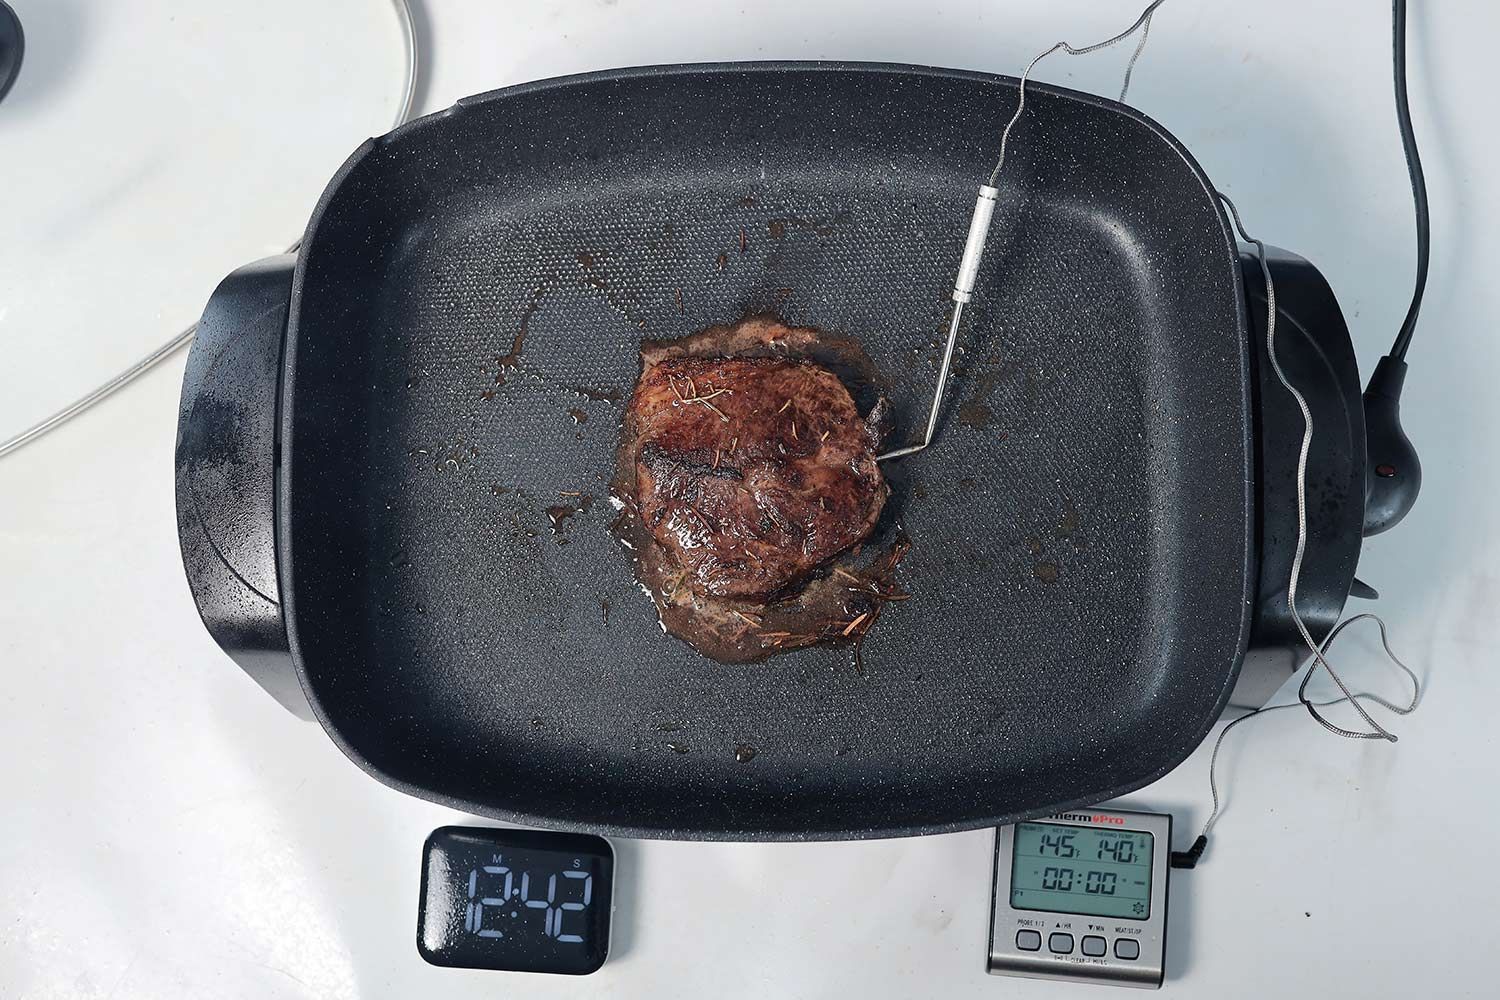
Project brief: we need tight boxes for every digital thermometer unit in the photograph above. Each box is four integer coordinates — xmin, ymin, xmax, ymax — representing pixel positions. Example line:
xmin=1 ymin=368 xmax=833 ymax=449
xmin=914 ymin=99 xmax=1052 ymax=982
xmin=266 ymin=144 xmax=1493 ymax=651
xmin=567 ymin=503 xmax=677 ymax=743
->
xmin=989 ymin=809 xmax=1171 ymax=988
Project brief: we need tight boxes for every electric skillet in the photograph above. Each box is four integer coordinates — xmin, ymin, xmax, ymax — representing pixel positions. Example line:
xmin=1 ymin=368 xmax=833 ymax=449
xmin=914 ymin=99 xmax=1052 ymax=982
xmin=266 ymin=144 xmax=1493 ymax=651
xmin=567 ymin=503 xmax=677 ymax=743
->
xmin=174 ymin=63 xmax=1372 ymax=839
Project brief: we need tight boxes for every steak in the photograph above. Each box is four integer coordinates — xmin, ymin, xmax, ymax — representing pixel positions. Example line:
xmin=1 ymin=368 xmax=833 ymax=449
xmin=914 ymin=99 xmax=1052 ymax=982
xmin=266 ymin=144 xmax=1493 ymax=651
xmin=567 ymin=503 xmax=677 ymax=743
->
xmin=612 ymin=317 xmax=899 ymax=663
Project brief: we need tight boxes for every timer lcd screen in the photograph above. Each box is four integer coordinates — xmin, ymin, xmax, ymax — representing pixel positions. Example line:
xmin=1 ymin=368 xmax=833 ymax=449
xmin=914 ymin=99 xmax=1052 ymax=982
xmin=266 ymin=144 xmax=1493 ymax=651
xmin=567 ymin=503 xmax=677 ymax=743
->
xmin=418 ymin=827 xmax=613 ymax=975
xmin=1010 ymin=822 xmax=1153 ymax=920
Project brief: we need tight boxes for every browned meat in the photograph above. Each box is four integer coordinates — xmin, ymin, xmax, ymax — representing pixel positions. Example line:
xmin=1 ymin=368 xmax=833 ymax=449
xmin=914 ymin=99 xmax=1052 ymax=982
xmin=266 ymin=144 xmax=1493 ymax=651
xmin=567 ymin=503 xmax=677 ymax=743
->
xmin=627 ymin=354 xmax=886 ymax=601
xmin=611 ymin=317 xmax=903 ymax=663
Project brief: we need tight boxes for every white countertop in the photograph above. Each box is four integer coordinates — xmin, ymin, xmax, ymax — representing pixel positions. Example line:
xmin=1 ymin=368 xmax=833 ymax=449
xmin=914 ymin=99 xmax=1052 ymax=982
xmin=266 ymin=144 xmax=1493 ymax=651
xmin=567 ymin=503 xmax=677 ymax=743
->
xmin=2 ymin=1 xmax=1497 ymax=997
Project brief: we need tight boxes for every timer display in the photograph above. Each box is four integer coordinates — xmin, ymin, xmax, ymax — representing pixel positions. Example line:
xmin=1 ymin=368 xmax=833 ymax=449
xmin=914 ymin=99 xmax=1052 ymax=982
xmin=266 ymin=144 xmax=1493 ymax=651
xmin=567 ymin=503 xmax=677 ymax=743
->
xmin=418 ymin=827 xmax=613 ymax=975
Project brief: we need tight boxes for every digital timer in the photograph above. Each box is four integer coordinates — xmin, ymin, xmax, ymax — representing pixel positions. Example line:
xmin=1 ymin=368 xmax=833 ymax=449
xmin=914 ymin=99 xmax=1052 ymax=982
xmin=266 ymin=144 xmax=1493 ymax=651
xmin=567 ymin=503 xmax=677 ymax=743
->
xmin=417 ymin=826 xmax=613 ymax=975
xmin=989 ymin=810 xmax=1171 ymax=989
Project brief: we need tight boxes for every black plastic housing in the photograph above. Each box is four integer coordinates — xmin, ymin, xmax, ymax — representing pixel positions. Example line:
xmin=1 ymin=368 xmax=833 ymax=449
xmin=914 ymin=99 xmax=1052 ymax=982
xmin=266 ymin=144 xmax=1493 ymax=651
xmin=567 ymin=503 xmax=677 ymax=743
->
xmin=174 ymin=255 xmax=309 ymax=718
xmin=1362 ymin=355 xmax=1422 ymax=535
xmin=1230 ymin=246 xmax=1365 ymax=709
xmin=0 ymin=2 xmax=22 ymax=105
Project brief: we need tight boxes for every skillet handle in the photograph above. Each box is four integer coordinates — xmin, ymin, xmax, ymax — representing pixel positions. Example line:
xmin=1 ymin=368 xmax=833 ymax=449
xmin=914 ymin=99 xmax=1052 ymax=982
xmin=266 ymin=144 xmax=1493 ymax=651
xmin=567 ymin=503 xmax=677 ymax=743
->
xmin=174 ymin=254 xmax=311 ymax=719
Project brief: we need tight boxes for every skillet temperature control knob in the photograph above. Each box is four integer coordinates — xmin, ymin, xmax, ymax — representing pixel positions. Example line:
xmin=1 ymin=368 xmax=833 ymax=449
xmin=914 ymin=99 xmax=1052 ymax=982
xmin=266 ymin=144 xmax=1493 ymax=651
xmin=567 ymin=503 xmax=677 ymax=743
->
xmin=1362 ymin=355 xmax=1421 ymax=536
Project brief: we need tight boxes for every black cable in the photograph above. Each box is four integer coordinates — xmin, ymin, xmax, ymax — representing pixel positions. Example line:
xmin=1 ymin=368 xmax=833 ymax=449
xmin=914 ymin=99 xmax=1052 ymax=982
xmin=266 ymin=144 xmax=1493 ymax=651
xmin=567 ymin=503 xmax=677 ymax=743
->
xmin=1170 ymin=836 xmax=1207 ymax=870
xmin=1390 ymin=0 xmax=1430 ymax=361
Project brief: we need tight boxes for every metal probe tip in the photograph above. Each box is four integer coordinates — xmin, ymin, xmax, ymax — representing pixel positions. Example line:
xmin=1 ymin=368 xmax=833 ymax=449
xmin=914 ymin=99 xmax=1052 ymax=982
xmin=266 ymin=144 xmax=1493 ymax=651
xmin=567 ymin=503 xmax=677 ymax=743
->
xmin=877 ymin=185 xmax=996 ymax=463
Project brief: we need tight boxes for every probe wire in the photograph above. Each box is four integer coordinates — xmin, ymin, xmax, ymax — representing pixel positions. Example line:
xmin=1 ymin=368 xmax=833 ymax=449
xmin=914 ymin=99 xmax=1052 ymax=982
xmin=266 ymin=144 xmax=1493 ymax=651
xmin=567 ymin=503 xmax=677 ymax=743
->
xmin=1218 ymin=190 xmax=1416 ymax=743
xmin=0 ymin=0 xmax=420 ymax=461
xmin=880 ymin=0 xmax=1168 ymax=462
xmin=988 ymin=0 xmax=1167 ymax=188
xmin=1198 ymin=614 xmax=1420 ymax=847
xmin=1167 ymin=198 xmax=1422 ymax=869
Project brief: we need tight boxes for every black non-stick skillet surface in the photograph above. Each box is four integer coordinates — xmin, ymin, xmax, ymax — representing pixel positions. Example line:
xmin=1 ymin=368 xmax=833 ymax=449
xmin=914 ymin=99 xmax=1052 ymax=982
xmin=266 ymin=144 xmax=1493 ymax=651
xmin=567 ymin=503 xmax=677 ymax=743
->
xmin=280 ymin=63 xmax=1252 ymax=839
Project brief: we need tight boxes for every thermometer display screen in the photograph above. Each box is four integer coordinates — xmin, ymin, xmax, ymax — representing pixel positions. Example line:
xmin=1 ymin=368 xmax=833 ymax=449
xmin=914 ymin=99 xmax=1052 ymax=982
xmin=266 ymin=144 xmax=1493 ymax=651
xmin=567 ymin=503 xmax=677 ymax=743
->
xmin=1009 ymin=822 xmax=1154 ymax=919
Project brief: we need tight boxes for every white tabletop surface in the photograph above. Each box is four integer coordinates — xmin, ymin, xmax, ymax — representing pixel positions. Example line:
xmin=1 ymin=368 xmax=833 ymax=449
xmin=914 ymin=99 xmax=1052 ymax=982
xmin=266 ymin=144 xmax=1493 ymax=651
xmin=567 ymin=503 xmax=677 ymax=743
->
xmin=2 ymin=1 xmax=1497 ymax=997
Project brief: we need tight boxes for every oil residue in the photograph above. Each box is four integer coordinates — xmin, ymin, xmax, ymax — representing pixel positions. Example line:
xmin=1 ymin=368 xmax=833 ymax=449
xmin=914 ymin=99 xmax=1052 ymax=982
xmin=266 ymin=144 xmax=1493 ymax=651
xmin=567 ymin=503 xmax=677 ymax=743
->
xmin=1057 ymin=502 xmax=1081 ymax=539
xmin=957 ymin=402 xmax=991 ymax=428
xmin=493 ymin=311 xmax=530 ymax=385
xmin=568 ymin=384 xmax=623 ymax=404
xmin=480 ymin=267 xmax=636 ymax=402
xmin=767 ymin=210 xmax=853 ymax=240
xmin=956 ymin=360 xmax=1041 ymax=438
xmin=734 ymin=745 xmax=758 ymax=764
xmin=571 ymin=245 xmax=650 ymax=331
xmin=568 ymin=408 xmax=589 ymax=425
xmin=544 ymin=494 xmax=593 ymax=544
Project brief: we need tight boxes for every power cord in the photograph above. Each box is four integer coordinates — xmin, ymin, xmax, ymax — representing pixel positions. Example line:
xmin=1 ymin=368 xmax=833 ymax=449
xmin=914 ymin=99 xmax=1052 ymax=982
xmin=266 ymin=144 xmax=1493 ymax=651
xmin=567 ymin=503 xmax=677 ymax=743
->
xmin=1390 ymin=0 xmax=1429 ymax=362
xmin=0 ymin=0 xmax=420 ymax=461
xmin=1362 ymin=0 xmax=1427 ymax=534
